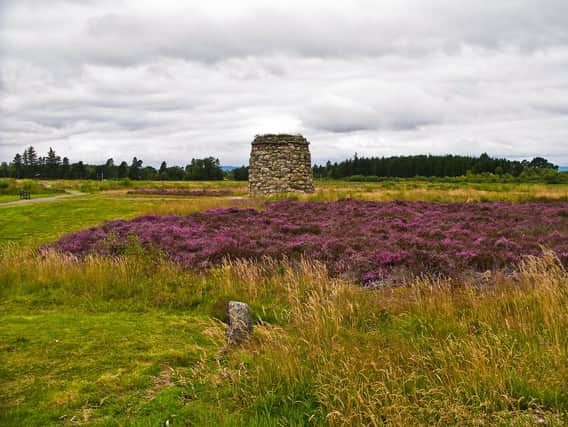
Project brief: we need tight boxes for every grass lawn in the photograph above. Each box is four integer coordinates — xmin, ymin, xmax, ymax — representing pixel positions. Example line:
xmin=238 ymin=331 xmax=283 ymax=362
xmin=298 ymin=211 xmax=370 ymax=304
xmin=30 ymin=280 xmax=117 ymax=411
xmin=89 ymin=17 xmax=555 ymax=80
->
xmin=0 ymin=195 xmax=19 ymax=203
xmin=0 ymin=193 xmax=255 ymax=245
xmin=0 ymin=309 xmax=229 ymax=426
xmin=0 ymin=194 xmax=58 ymax=204
xmin=1 ymin=180 xmax=567 ymax=425
xmin=0 ymin=195 xmax=160 ymax=244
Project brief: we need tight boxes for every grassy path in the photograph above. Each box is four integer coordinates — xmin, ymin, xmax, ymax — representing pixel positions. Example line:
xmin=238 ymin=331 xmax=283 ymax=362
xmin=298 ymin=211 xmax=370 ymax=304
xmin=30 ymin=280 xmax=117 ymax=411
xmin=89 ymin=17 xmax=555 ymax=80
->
xmin=0 ymin=193 xmax=72 ymax=205
xmin=0 ymin=191 xmax=83 ymax=208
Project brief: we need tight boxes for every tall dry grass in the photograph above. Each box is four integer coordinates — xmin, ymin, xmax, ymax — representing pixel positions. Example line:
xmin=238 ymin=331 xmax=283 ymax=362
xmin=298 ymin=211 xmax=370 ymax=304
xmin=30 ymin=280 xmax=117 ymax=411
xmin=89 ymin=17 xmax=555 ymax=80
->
xmin=306 ymin=185 xmax=568 ymax=203
xmin=217 ymin=253 xmax=568 ymax=425
xmin=1 ymin=246 xmax=566 ymax=425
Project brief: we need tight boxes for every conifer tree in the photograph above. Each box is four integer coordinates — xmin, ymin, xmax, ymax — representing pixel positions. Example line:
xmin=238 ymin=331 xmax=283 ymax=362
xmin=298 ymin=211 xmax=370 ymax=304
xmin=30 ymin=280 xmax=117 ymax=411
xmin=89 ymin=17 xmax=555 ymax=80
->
xmin=61 ymin=157 xmax=70 ymax=179
xmin=159 ymin=161 xmax=167 ymax=175
xmin=46 ymin=147 xmax=61 ymax=178
xmin=12 ymin=153 xmax=23 ymax=178
xmin=129 ymin=157 xmax=143 ymax=180
xmin=117 ymin=161 xmax=129 ymax=178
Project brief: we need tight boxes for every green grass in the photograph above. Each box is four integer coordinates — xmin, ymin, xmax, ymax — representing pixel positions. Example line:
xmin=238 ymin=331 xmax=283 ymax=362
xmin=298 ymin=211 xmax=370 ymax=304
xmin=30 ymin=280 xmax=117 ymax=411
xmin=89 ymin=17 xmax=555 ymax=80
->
xmin=0 ymin=309 xmax=230 ymax=426
xmin=0 ymin=193 xmax=255 ymax=245
xmin=40 ymin=178 xmax=247 ymax=194
xmin=1 ymin=180 xmax=568 ymax=425
xmin=0 ymin=193 xmax=62 ymax=204
xmin=0 ymin=250 xmax=566 ymax=425
xmin=0 ymin=195 xmax=159 ymax=244
xmin=0 ymin=195 xmax=19 ymax=203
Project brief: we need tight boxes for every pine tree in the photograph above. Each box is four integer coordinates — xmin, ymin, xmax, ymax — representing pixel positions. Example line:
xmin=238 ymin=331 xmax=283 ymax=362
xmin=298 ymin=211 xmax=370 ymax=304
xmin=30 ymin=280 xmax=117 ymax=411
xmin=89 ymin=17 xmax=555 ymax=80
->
xmin=159 ymin=161 xmax=167 ymax=175
xmin=117 ymin=161 xmax=129 ymax=179
xmin=103 ymin=158 xmax=116 ymax=179
xmin=129 ymin=157 xmax=143 ymax=180
xmin=71 ymin=161 xmax=86 ymax=179
xmin=22 ymin=149 xmax=29 ymax=167
xmin=0 ymin=162 xmax=9 ymax=178
xmin=26 ymin=146 xmax=38 ymax=166
xmin=21 ymin=146 xmax=39 ymax=178
xmin=60 ymin=157 xmax=70 ymax=179
xmin=46 ymin=147 xmax=61 ymax=179
xmin=12 ymin=153 xmax=23 ymax=178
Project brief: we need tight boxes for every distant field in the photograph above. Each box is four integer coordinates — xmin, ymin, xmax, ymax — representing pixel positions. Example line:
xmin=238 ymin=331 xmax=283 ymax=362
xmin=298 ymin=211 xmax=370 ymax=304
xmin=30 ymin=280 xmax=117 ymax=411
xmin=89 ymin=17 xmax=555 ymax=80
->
xmin=1 ymin=180 xmax=567 ymax=246
xmin=1 ymin=179 xmax=567 ymax=426
xmin=0 ymin=193 xmax=255 ymax=245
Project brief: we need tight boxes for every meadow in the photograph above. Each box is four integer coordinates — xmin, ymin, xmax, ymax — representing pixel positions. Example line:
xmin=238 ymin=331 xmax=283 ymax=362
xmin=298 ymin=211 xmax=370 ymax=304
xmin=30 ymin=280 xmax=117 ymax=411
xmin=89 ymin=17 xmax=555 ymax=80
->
xmin=1 ymin=178 xmax=567 ymax=426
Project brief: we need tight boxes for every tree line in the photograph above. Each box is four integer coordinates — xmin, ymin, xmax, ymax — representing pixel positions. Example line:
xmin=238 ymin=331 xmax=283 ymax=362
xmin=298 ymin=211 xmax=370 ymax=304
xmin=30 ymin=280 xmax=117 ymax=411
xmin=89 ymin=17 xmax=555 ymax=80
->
xmin=0 ymin=147 xmax=561 ymax=181
xmin=312 ymin=153 xmax=558 ymax=179
xmin=0 ymin=146 xmax=227 ymax=181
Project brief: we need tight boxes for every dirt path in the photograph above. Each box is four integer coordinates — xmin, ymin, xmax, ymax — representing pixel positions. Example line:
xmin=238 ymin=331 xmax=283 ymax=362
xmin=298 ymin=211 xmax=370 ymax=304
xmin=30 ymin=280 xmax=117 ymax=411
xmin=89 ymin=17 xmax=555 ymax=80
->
xmin=0 ymin=190 xmax=83 ymax=208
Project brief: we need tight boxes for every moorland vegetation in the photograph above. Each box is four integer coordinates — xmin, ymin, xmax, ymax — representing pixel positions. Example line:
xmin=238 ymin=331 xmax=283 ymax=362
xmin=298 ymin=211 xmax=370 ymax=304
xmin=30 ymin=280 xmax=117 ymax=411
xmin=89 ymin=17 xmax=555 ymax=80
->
xmin=50 ymin=200 xmax=568 ymax=282
xmin=1 ymin=179 xmax=567 ymax=425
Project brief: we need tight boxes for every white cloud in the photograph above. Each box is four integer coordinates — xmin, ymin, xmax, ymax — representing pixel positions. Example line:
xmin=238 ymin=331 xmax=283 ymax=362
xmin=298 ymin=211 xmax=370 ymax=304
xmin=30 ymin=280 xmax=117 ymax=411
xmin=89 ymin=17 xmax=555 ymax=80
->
xmin=1 ymin=0 xmax=568 ymax=166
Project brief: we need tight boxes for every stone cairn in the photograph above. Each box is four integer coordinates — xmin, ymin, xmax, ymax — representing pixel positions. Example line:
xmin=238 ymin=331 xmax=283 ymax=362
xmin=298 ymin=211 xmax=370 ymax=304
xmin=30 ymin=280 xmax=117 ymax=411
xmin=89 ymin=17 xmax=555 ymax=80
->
xmin=248 ymin=134 xmax=315 ymax=195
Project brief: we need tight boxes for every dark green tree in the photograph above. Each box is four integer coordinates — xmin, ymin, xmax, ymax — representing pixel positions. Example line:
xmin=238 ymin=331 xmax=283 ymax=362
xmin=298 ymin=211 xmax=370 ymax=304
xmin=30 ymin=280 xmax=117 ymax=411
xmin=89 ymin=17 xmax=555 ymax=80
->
xmin=0 ymin=162 xmax=8 ymax=178
xmin=45 ymin=147 xmax=61 ymax=179
xmin=185 ymin=157 xmax=223 ymax=180
xmin=103 ymin=158 xmax=117 ymax=180
xmin=128 ymin=157 xmax=143 ymax=180
xmin=231 ymin=166 xmax=249 ymax=181
xmin=61 ymin=157 xmax=71 ymax=179
xmin=117 ymin=161 xmax=129 ymax=179
xmin=139 ymin=166 xmax=158 ymax=180
xmin=22 ymin=146 xmax=39 ymax=177
xmin=165 ymin=166 xmax=186 ymax=181
xmin=12 ymin=153 xmax=23 ymax=178
xmin=529 ymin=157 xmax=556 ymax=170
xmin=159 ymin=161 xmax=167 ymax=175
xmin=70 ymin=161 xmax=86 ymax=179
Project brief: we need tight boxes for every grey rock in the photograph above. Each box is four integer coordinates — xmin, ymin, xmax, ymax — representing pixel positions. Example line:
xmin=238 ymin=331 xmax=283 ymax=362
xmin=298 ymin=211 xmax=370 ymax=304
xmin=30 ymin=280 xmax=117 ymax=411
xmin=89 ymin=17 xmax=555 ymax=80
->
xmin=226 ymin=301 xmax=253 ymax=345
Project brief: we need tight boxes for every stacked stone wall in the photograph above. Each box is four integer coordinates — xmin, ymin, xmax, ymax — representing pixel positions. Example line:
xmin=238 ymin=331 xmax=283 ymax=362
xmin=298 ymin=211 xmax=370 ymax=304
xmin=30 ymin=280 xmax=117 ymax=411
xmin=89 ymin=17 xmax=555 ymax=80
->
xmin=248 ymin=134 xmax=315 ymax=195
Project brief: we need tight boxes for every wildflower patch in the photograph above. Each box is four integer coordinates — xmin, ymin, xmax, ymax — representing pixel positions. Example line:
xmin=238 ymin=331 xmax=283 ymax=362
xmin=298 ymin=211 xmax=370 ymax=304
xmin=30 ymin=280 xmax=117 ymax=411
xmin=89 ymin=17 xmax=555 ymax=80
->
xmin=49 ymin=200 xmax=568 ymax=281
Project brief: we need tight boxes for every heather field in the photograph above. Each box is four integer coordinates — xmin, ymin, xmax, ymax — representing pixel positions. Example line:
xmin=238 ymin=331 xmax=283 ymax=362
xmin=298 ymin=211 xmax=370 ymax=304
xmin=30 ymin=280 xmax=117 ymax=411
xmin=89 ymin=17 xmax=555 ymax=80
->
xmin=1 ymin=180 xmax=568 ymax=426
xmin=51 ymin=200 xmax=568 ymax=283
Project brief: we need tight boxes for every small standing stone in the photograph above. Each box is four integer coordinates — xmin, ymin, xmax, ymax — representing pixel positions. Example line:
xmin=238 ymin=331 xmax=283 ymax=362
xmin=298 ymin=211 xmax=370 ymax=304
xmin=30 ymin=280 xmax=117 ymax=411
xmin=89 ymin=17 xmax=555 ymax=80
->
xmin=226 ymin=301 xmax=253 ymax=345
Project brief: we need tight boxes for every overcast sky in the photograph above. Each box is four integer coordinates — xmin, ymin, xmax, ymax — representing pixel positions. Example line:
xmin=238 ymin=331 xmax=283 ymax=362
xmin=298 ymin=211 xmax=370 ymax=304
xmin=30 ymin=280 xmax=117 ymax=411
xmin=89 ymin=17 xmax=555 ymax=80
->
xmin=1 ymin=0 xmax=568 ymax=166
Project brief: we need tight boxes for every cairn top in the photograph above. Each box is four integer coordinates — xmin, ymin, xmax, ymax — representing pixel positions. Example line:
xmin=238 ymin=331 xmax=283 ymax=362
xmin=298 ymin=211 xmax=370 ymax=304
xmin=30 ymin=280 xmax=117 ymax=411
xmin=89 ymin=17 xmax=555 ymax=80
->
xmin=252 ymin=134 xmax=309 ymax=145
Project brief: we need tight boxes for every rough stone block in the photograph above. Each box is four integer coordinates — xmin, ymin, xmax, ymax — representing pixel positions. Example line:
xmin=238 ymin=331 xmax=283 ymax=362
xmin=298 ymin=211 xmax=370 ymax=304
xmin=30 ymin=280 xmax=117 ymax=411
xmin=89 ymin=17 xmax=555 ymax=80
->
xmin=249 ymin=134 xmax=315 ymax=195
xmin=226 ymin=301 xmax=253 ymax=345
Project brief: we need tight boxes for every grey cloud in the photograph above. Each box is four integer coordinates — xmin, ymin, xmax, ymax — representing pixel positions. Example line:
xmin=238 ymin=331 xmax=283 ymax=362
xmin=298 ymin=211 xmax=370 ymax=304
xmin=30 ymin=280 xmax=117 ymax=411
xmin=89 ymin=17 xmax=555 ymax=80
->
xmin=1 ymin=1 xmax=568 ymax=165
xmin=301 ymin=81 xmax=449 ymax=133
xmin=3 ymin=1 xmax=568 ymax=67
